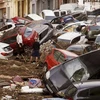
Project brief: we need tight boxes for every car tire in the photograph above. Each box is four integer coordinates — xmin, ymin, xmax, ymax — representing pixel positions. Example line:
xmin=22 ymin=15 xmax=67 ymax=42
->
xmin=43 ymin=63 xmax=48 ymax=73
xmin=56 ymin=24 xmax=63 ymax=30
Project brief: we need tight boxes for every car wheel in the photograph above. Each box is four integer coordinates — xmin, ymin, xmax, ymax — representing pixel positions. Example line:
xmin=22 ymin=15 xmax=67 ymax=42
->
xmin=56 ymin=24 xmax=63 ymax=30
xmin=43 ymin=63 xmax=48 ymax=73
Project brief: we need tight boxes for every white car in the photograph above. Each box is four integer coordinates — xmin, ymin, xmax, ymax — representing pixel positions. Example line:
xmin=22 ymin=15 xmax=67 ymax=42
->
xmin=0 ymin=42 xmax=13 ymax=60
xmin=40 ymin=10 xmax=56 ymax=22
xmin=57 ymin=32 xmax=82 ymax=44
xmin=0 ymin=23 xmax=15 ymax=36
xmin=55 ymin=21 xmax=86 ymax=36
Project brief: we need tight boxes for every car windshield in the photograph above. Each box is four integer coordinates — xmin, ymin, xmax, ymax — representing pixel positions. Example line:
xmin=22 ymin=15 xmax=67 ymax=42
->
xmin=45 ymin=16 xmax=56 ymax=21
xmin=3 ymin=46 xmax=12 ymax=52
xmin=95 ymin=35 xmax=100 ymax=45
xmin=65 ymin=83 xmax=77 ymax=97
xmin=89 ymin=25 xmax=100 ymax=31
xmin=62 ymin=58 xmax=88 ymax=81
xmin=24 ymin=27 xmax=32 ymax=37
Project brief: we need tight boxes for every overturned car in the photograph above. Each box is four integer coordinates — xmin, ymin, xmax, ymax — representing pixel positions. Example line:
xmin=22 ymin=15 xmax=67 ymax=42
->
xmin=43 ymin=49 xmax=100 ymax=97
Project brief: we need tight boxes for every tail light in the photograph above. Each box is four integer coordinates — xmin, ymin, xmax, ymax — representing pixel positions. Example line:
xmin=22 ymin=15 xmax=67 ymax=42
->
xmin=68 ymin=98 xmax=73 ymax=100
xmin=66 ymin=96 xmax=73 ymax=100
xmin=1 ymin=52 xmax=9 ymax=56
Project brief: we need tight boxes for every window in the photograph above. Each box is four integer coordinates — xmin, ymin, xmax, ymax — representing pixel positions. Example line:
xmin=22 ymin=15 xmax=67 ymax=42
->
xmin=63 ymin=58 xmax=88 ymax=81
xmin=57 ymin=53 xmax=65 ymax=63
xmin=24 ymin=27 xmax=32 ymax=37
xmin=71 ymin=36 xmax=80 ymax=44
xmin=54 ymin=50 xmax=61 ymax=61
xmin=90 ymin=87 xmax=100 ymax=96
xmin=3 ymin=36 xmax=16 ymax=44
xmin=78 ymin=89 xmax=89 ymax=97
xmin=54 ymin=12 xmax=59 ymax=17
xmin=66 ymin=85 xmax=77 ymax=97
xmin=39 ymin=28 xmax=48 ymax=40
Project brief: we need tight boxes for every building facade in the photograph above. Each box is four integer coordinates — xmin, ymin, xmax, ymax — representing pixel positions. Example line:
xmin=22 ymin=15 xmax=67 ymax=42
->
xmin=0 ymin=0 xmax=99 ymax=19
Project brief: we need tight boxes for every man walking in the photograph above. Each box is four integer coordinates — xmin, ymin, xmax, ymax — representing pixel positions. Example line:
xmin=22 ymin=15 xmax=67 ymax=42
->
xmin=30 ymin=38 xmax=40 ymax=63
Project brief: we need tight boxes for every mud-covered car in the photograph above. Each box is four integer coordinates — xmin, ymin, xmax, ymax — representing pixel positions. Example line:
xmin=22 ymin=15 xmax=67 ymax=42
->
xmin=66 ymin=44 xmax=95 ymax=55
xmin=44 ymin=49 xmax=100 ymax=96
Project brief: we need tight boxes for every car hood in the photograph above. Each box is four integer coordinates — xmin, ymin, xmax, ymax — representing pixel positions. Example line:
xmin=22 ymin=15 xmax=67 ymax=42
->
xmin=57 ymin=32 xmax=82 ymax=44
xmin=25 ymin=14 xmax=43 ymax=20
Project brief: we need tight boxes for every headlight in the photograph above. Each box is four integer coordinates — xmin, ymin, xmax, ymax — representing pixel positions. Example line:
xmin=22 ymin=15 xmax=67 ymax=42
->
xmin=46 ymin=71 xmax=50 ymax=79
xmin=57 ymin=91 xmax=65 ymax=97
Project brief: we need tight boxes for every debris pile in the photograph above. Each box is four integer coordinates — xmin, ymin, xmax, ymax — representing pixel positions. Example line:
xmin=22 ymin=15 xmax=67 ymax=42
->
xmin=39 ymin=40 xmax=54 ymax=63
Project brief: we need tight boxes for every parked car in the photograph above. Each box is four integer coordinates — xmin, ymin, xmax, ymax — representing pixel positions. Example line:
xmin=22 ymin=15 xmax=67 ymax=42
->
xmin=40 ymin=10 xmax=56 ymax=22
xmin=66 ymin=44 xmax=95 ymax=55
xmin=53 ymin=10 xmax=66 ymax=17
xmin=44 ymin=48 xmax=78 ymax=71
xmin=0 ymin=42 xmax=13 ymax=60
xmin=64 ymin=80 xmax=100 ymax=100
xmin=62 ymin=21 xmax=86 ymax=32
xmin=55 ymin=21 xmax=86 ymax=36
xmin=32 ymin=24 xmax=54 ymax=44
xmin=0 ymin=26 xmax=38 ymax=55
xmin=44 ymin=49 xmax=100 ymax=96
xmin=50 ymin=15 xmax=78 ymax=30
xmin=12 ymin=17 xmax=31 ymax=25
xmin=0 ymin=23 xmax=15 ymax=36
xmin=60 ymin=3 xmax=86 ymax=14
xmin=57 ymin=32 xmax=82 ymax=45
xmin=87 ymin=25 xmax=100 ymax=40
xmin=0 ymin=19 xmax=14 ymax=28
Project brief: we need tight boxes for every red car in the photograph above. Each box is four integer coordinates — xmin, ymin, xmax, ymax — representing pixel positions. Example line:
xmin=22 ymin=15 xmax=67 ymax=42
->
xmin=0 ymin=26 xmax=38 ymax=54
xmin=44 ymin=48 xmax=78 ymax=71
xmin=12 ymin=17 xmax=31 ymax=25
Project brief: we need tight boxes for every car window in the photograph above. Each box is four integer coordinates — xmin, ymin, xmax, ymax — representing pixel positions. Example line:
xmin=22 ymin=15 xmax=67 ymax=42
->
xmin=78 ymin=89 xmax=89 ymax=97
xmin=18 ymin=19 xmax=25 ymax=23
xmin=3 ymin=46 xmax=12 ymax=52
xmin=90 ymin=71 xmax=100 ymax=79
xmin=3 ymin=36 xmax=16 ymax=44
xmin=0 ymin=24 xmax=13 ymax=31
xmin=39 ymin=28 xmax=49 ymax=40
xmin=54 ymin=50 xmax=61 ymax=61
xmin=45 ymin=16 xmax=56 ymax=21
xmin=54 ymin=12 xmax=59 ymax=17
xmin=57 ymin=53 xmax=65 ymax=63
xmin=65 ymin=84 xmax=77 ymax=97
xmin=51 ymin=18 xmax=61 ymax=24
xmin=24 ymin=27 xmax=32 ymax=37
xmin=96 ymin=17 xmax=100 ymax=22
xmin=63 ymin=58 xmax=87 ymax=81
xmin=71 ymin=36 xmax=80 ymax=44
xmin=85 ymin=46 xmax=93 ymax=52
xmin=90 ymin=87 xmax=100 ymax=96
xmin=63 ymin=25 xmax=74 ymax=32
xmin=89 ymin=26 xmax=100 ymax=31
xmin=67 ymin=46 xmax=83 ymax=53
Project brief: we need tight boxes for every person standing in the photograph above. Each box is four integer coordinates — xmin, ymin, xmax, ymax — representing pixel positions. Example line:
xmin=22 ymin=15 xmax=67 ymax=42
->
xmin=16 ymin=29 xmax=24 ymax=58
xmin=2 ymin=13 xmax=7 ymax=26
xmin=30 ymin=38 xmax=40 ymax=63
